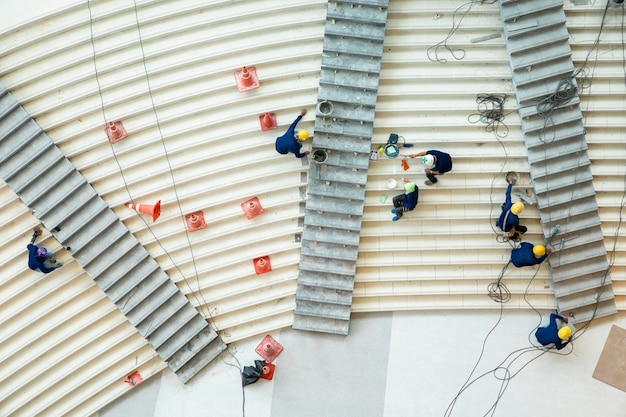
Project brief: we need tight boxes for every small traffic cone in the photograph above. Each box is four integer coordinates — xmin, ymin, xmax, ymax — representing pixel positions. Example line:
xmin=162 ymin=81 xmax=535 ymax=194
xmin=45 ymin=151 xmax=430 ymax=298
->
xmin=255 ymin=334 xmax=283 ymax=363
xmin=105 ymin=120 xmax=128 ymax=144
xmin=234 ymin=66 xmax=260 ymax=92
xmin=259 ymin=112 xmax=277 ymax=131
xmin=185 ymin=211 xmax=206 ymax=232
xmin=124 ymin=370 xmax=143 ymax=386
xmin=254 ymin=256 xmax=272 ymax=274
xmin=125 ymin=200 xmax=161 ymax=222
xmin=241 ymin=197 xmax=264 ymax=219
xmin=260 ymin=363 xmax=276 ymax=381
xmin=401 ymin=159 xmax=409 ymax=171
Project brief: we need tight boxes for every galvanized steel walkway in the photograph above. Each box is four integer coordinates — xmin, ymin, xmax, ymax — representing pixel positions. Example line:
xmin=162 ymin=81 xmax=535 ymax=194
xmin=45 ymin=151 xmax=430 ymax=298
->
xmin=293 ymin=0 xmax=389 ymax=334
xmin=499 ymin=0 xmax=617 ymax=323
xmin=0 ymin=83 xmax=225 ymax=383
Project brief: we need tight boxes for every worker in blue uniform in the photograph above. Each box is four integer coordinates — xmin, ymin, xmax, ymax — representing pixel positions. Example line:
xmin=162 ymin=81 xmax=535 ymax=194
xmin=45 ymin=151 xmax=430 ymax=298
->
xmin=391 ymin=181 xmax=419 ymax=221
xmin=535 ymin=313 xmax=572 ymax=350
xmin=511 ymin=242 xmax=550 ymax=267
xmin=409 ymin=150 xmax=453 ymax=185
xmin=275 ymin=109 xmax=309 ymax=158
xmin=497 ymin=177 xmax=527 ymax=241
xmin=27 ymin=226 xmax=62 ymax=274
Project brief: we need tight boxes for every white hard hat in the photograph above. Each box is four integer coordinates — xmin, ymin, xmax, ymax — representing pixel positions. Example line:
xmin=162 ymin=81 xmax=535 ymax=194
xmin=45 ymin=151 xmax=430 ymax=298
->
xmin=422 ymin=154 xmax=435 ymax=168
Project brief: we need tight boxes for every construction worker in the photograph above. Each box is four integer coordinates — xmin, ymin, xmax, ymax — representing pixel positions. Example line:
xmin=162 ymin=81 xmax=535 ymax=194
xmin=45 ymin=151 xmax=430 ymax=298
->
xmin=409 ymin=150 xmax=452 ymax=185
xmin=27 ymin=226 xmax=62 ymax=274
xmin=497 ymin=177 xmax=527 ymax=240
xmin=391 ymin=181 xmax=419 ymax=221
xmin=511 ymin=242 xmax=551 ymax=267
xmin=275 ymin=109 xmax=310 ymax=158
xmin=535 ymin=313 xmax=572 ymax=350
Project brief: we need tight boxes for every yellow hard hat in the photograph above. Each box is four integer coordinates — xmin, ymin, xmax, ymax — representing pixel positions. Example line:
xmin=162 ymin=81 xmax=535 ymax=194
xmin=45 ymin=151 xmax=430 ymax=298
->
xmin=558 ymin=326 xmax=572 ymax=340
xmin=297 ymin=130 xmax=309 ymax=141
xmin=511 ymin=202 xmax=524 ymax=215
xmin=533 ymin=245 xmax=546 ymax=257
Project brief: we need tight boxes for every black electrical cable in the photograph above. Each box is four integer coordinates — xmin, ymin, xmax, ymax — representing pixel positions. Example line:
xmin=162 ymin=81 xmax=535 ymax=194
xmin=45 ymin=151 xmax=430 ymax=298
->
xmin=536 ymin=77 xmax=578 ymax=119
xmin=572 ymin=0 xmax=626 ymax=334
xmin=441 ymin=304 xmax=554 ymax=417
xmin=484 ymin=115 xmax=519 ymax=246
xmin=445 ymin=345 xmax=552 ymax=417
xmin=221 ymin=349 xmax=247 ymax=417
xmin=468 ymin=94 xmax=509 ymax=139
xmin=525 ymin=0 xmax=614 ymax=279
xmin=88 ymin=0 xmax=216 ymax=326
xmin=535 ymin=0 xmax=610 ymax=144
xmin=535 ymin=77 xmax=578 ymax=145
xmin=445 ymin=255 xmax=573 ymax=417
xmin=130 ymin=5 xmax=258 ymax=416
xmin=485 ymin=0 xmax=619 ymax=336
xmin=573 ymin=0 xmax=612 ymax=80
xmin=533 ymin=0 xmax=623 ymax=334
xmin=487 ymin=261 xmax=511 ymax=303
xmin=447 ymin=4 xmax=621 ymax=415
xmin=569 ymin=158 xmax=626 ymax=340
xmin=485 ymin=115 xmax=508 ymax=227
xmin=443 ymin=298 xmax=505 ymax=417
xmin=427 ymin=0 xmax=498 ymax=64
xmin=427 ymin=0 xmax=471 ymax=64
xmin=535 ymin=0 xmax=612 ymax=234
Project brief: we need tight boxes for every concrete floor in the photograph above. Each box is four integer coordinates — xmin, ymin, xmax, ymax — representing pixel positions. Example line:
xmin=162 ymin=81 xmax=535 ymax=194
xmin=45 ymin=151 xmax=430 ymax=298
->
xmin=95 ymin=309 xmax=626 ymax=417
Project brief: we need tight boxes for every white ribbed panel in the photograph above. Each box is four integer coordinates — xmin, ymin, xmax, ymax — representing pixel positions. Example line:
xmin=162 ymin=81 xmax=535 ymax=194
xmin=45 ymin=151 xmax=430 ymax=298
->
xmin=0 ymin=0 xmax=625 ymax=414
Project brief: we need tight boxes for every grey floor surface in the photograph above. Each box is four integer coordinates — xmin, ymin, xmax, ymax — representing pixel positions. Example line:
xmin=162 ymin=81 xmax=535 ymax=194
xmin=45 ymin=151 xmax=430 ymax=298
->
xmin=96 ymin=309 xmax=626 ymax=417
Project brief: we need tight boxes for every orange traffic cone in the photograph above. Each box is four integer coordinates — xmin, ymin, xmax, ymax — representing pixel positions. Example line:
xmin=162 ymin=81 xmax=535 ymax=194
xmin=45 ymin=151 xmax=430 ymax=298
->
xmin=260 ymin=363 xmax=276 ymax=380
xmin=241 ymin=197 xmax=264 ymax=219
xmin=105 ymin=120 xmax=128 ymax=144
xmin=124 ymin=370 xmax=143 ymax=386
xmin=259 ymin=112 xmax=277 ymax=131
xmin=401 ymin=159 xmax=409 ymax=171
xmin=254 ymin=256 xmax=272 ymax=274
xmin=234 ymin=66 xmax=260 ymax=92
xmin=255 ymin=334 xmax=283 ymax=363
xmin=125 ymin=200 xmax=161 ymax=222
xmin=185 ymin=211 xmax=206 ymax=232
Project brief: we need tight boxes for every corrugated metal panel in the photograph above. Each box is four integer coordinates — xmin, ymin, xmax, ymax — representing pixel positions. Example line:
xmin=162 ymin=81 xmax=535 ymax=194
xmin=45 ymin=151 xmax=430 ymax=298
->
xmin=500 ymin=0 xmax=617 ymax=323
xmin=0 ymin=83 xmax=226 ymax=386
xmin=0 ymin=0 xmax=626 ymax=414
xmin=293 ymin=0 xmax=390 ymax=335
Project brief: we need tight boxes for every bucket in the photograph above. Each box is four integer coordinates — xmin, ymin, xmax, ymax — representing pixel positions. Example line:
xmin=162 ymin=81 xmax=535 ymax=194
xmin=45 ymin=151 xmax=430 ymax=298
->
xmin=506 ymin=171 xmax=519 ymax=185
xmin=384 ymin=143 xmax=400 ymax=158
xmin=317 ymin=100 xmax=334 ymax=116
xmin=312 ymin=149 xmax=328 ymax=164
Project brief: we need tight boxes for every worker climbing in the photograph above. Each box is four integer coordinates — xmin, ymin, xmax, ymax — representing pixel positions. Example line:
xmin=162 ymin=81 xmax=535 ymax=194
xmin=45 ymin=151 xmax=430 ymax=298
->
xmin=275 ymin=108 xmax=310 ymax=158
xmin=27 ymin=226 xmax=63 ymax=274
xmin=497 ymin=176 xmax=527 ymax=241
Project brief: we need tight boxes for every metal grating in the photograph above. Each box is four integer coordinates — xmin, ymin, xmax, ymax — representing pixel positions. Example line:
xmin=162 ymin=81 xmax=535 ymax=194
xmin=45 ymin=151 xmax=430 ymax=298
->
xmin=0 ymin=82 xmax=226 ymax=383
xmin=293 ymin=0 xmax=390 ymax=335
xmin=499 ymin=0 xmax=617 ymax=324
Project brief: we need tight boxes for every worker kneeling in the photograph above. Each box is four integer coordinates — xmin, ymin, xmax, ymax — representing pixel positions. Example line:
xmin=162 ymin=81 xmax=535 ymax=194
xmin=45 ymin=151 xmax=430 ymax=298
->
xmin=391 ymin=182 xmax=418 ymax=221
xmin=511 ymin=242 xmax=551 ymax=267
xmin=535 ymin=313 xmax=572 ymax=350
